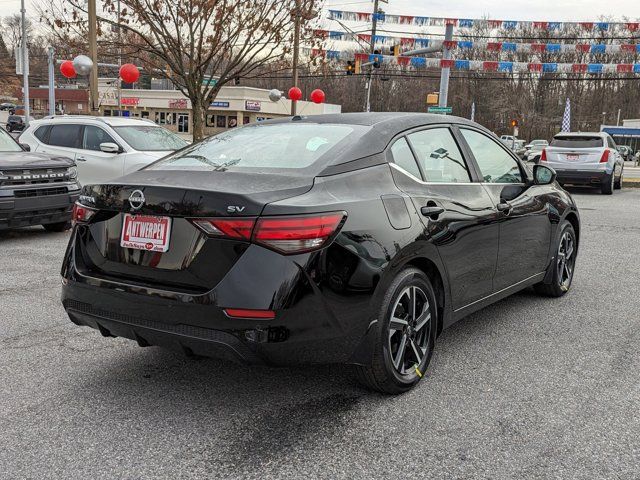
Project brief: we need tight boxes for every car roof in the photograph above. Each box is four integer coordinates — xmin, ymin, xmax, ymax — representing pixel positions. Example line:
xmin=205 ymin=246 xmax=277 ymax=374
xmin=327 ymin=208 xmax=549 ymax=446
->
xmin=554 ymin=131 xmax=607 ymax=138
xmin=34 ymin=115 xmax=157 ymax=127
xmin=261 ymin=112 xmax=488 ymax=165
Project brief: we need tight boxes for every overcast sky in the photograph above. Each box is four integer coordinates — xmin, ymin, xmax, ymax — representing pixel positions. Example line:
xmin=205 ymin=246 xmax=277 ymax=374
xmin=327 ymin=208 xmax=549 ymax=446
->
xmin=3 ymin=0 xmax=639 ymax=24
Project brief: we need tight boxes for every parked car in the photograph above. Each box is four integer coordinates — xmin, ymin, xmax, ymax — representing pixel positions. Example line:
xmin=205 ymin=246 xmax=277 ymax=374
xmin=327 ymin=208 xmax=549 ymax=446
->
xmin=0 ymin=102 xmax=16 ymax=111
xmin=0 ymin=124 xmax=80 ymax=230
xmin=617 ymin=145 xmax=633 ymax=161
xmin=9 ymin=105 xmax=24 ymax=115
xmin=61 ymin=112 xmax=580 ymax=394
xmin=6 ymin=114 xmax=31 ymax=132
xmin=20 ymin=116 xmax=188 ymax=185
xmin=524 ymin=139 xmax=549 ymax=162
xmin=541 ymin=132 xmax=624 ymax=194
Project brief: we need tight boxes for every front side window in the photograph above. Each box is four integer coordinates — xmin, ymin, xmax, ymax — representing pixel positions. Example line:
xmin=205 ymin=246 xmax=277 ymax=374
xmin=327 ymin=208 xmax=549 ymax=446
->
xmin=390 ymin=137 xmax=421 ymax=179
xmin=461 ymin=129 xmax=522 ymax=184
xmin=147 ymin=123 xmax=358 ymax=172
xmin=47 ymin=124 xmax=83 ymax=148
xmin=407 ymin=128 xmax=470 ymax=183
xmin=83 ymin=126 xmax=117 ymax=151
xmin=113 ymin=126 xmax=187 ymax=151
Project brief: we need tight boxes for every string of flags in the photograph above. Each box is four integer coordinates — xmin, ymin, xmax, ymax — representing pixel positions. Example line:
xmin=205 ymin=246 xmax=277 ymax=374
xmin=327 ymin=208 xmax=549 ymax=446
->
xmin=327 ymin=10 xmax=640 ymax=32
xmin=349 ymin=53 xmax=640 ymax=73
xmin=315 ymin=30 xmax=640 ymax=54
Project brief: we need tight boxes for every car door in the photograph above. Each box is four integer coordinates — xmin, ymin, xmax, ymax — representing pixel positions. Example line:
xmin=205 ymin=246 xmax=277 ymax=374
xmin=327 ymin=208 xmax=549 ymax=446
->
xmin=389 ymin=126 xmax=499 ymax=311
xmin=459 ymin=128 xmax=551 ymax=292
xmin=37 ymin=123 xmax=82 ymax=164
xmin=77 ymin=125 xmax=126 ymax=184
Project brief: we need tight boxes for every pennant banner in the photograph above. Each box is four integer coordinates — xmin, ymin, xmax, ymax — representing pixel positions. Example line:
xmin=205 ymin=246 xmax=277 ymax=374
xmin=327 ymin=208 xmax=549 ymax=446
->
xmin=327 ymin=10 xmax=640 ymax=32
xmin=332 ymin=52 xmax=640 ymax=73
xmin=316 ymin=30 xmax=640 ymax=55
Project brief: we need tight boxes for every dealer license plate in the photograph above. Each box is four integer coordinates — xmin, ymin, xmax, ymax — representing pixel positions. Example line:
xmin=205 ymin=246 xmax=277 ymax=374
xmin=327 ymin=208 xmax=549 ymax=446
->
xmin=120 ymin=214 xmax=172 ymax=252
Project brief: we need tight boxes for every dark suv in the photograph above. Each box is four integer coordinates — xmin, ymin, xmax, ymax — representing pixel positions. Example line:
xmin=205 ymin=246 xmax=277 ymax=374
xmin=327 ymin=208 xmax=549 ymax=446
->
xmin=0 ymin=126 xmax=80 ymax=231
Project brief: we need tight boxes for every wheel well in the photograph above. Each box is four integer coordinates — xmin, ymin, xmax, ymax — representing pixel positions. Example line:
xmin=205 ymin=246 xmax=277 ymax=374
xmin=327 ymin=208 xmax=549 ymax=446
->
xmin=565 ymin=212 xmax=580 ymax=248
xmin=406 ymin=257 xmax=446 ymax=336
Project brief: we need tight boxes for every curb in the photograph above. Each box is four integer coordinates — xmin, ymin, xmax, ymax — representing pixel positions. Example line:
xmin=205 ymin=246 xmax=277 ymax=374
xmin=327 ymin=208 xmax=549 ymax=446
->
xmin=622 ymin=179 xmax=640 ymax=188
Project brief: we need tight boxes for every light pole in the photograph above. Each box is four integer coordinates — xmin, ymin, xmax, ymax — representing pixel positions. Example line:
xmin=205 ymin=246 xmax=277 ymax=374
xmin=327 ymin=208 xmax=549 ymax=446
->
xmin=20 ymin=0 xmax=30 ymax=126
xmin=290 ymin=1 xmax=315 ymax=116
xmin=88 ymin=0 xmax=99 ymax=114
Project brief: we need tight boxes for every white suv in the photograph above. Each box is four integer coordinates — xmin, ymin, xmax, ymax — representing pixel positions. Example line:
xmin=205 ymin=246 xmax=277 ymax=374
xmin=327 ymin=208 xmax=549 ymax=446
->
xmin=19 ymin=116 xmax=188 ymax=185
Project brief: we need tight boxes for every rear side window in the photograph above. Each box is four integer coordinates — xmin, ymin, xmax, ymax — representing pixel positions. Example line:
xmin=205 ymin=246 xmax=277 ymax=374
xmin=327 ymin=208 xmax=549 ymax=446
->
xmin=48 ymin=124 xmax=83 ymax=148
xmin=407 ymin=128 xmax=470 ymax=183
xmin=34 ymin=125 xmax=51 ymax=142
xmin=461 ymin=129 xmax=522 ymax=184
xmin=390 ymin=137 xmax=421 ymax=179
xmin=551 ymin=136 xmax=603 ymax=148
xmin=83 ymin=126 xmax=117 ymax=151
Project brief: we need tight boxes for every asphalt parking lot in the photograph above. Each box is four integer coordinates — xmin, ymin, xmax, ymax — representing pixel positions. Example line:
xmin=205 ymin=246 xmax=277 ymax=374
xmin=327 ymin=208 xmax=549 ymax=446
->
xmin=1 ymin=188 xmax=639 ymax=479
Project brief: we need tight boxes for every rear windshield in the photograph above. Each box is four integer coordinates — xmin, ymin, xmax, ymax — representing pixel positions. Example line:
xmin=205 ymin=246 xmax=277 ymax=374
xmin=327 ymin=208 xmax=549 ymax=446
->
xmin=146 ymin=123 xmax=358 ymax=173
xmin=551 ymin=136 xmax=603 ymax=148
xmin=113 ymin=125 xmax=188 ymax=151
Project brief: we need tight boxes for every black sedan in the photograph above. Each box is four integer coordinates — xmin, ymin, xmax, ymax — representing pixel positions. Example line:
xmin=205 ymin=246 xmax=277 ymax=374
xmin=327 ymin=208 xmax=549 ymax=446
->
xmin=61 ymin=113 xmax=579 ymax=394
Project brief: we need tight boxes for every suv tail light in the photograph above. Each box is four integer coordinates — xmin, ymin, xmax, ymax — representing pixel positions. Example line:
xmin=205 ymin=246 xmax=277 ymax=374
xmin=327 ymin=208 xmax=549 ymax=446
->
xmin=540 ymin=149 xmax=547 ymax=162
xmin=600 ymin=150 xmax=610 ymax=163
xmin=72 ymin=202 xmax=97 ymax=225
xmin=189 ymin=212 xmax=346 ymax=254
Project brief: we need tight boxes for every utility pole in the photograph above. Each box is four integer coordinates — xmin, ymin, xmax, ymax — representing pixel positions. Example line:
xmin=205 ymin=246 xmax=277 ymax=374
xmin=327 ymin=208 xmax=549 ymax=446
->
xmin=116 ymin=0 xmax=122 ymax=116
xmin=438 ymin=23 xmax=454 ymax=110
xmin=88 ymin=0 xmax=100 ymax=114
xmin=364 ymin=0 xmax=379 ymax=112
xmin=47 ymin=47 xmax=55 ymax=116
xmin=20 ymin=0 xmax=30 ymax=127
xmin=291 ymin=0 xmax=300 ymax=116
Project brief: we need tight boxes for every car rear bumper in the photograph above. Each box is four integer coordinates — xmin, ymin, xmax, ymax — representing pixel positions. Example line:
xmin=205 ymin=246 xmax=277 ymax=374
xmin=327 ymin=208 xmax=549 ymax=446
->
xmin=554 ymin=169 xmax=610 ymax=186
xmin=60 ymin=241 xmax=372 ymax=366
xmin=0 ymin=188 xmax=80 ymax=229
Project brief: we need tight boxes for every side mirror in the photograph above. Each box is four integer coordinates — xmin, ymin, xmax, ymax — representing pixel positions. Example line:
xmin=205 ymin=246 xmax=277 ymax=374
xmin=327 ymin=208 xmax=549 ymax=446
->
xmin=19 ymin=143 xmax=31 ymax=152
xmin=533 ymin=164 xmax=556 ymax=185
xmin=100 ymin=142 xmax=121 ymax=154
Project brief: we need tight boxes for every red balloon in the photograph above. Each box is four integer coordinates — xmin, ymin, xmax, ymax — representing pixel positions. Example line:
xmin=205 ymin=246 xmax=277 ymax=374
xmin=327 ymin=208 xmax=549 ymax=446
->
xmin=60 ymin=60 xmax=76 ymax=79
xmin=119 ymin=63 xmax=140 ymax=83
xmin=288 ymin=86 xmax=302 ymax=101
xmin=310 ymin=89 xmax=325 ymax=104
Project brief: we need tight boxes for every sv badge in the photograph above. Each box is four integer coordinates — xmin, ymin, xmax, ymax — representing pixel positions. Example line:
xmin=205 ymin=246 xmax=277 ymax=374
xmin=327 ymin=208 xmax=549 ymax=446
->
xmin=227 ymin=205 xmax=246 ymax=213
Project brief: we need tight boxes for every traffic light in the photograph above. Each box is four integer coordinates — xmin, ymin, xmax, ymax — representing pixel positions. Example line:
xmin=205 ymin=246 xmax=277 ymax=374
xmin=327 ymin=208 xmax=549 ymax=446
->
xmin=510 ymin=119 xmax=519 ymax=128
xmin=346 ymin=60 xmax=354 ymax=75
xmin=373 ymin=49 xmax=381 ymax=68
xmin=391 ymin=44 xmax=400 ymax=57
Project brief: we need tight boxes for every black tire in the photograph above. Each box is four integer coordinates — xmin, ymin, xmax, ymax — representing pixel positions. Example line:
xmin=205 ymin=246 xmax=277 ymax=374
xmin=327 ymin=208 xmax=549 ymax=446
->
xmin=43 ymin=221 xmax=71 ymax=232
xmin=6 ymin=125 xmax=12 ymax=132
xmin=614 ymin=168 xmax=623 ymax=190
xmin=534 ymin=221 xmax=577 ymax=297
xmin=355 ymin=267 xmax=437 ymax=394
xmin=601 ymin=173 xmax=614 ymax=195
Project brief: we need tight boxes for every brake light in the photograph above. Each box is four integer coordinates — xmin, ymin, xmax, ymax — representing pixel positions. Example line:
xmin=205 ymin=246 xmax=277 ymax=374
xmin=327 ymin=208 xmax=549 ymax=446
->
xmin=72 ymin=202 xmax=97 ymax=225
xmin=190 ymin=218 xmax=255 ymax=239
xmin=224 ymin=308 xmax=276 ymax=319
xmin=600 ymin=150 xmax=610 ymax=163
xmin=540 ymin=149 xmax=547 ymax=162
xmin=253 ymin=212 xmax=346 ymax=254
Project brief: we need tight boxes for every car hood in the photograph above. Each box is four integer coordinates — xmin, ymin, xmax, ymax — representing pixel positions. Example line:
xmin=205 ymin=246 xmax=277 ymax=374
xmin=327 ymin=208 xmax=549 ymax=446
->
xmin=0 ymin=152 xmax=74 ymax=170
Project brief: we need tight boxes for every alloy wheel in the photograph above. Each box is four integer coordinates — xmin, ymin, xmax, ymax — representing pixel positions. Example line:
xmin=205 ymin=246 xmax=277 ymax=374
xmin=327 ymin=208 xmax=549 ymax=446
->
xmin=388 ymin=286 xmax=431 ymax=376
xmin=557 ymin=231 xmax=575 ymax=290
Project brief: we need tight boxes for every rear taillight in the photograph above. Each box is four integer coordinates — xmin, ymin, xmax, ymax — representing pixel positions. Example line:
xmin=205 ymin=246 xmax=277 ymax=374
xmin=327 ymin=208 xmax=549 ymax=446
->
xmin=224 ymin=308 xmax=276 ymax=319
xmin=600 ymin=150 xmax=610 ymax=163
xmin=253 ymin=213 xmax=346 ymax=254
xmin=540 ymin=149 xmax=547 ymax=162
xmin=189 ymin=212 xmax=346 ymax=254
xmin=190 ymin=218 xmax=255 ymax=240
xmin=72 ymin=202 xmax=97 ymax=225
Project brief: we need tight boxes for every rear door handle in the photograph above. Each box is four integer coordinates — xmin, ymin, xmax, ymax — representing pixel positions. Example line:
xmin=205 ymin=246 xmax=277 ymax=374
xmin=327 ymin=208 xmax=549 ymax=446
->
xmin=496 ymin=202 xmax=512 ymax=213
xmin=76 ymin=156 xmax=87 ymax=162
xmin=421 ymin=206 xmax=445 ymax=219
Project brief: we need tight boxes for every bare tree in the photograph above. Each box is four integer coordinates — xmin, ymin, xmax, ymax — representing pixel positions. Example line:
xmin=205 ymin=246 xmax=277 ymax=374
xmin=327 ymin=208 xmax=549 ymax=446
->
xmin=39 ymin=0 xmax=319 ymax=140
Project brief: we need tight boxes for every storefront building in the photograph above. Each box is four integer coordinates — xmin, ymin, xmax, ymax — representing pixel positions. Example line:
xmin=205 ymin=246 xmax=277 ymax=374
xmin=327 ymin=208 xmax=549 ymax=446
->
xmin=601 ymin=119 xmax=640 ymax=152
xmin=16 ymin=87 xmax=89 ymax=117
xmin=97 ymin=84 xmax=341 ymax=138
